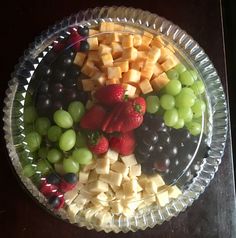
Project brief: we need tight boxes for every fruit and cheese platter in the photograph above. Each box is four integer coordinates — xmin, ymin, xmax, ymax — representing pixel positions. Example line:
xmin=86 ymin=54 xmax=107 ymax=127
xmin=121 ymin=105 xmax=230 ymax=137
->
xmin=3 ymin=7 xmax=228 ymax=233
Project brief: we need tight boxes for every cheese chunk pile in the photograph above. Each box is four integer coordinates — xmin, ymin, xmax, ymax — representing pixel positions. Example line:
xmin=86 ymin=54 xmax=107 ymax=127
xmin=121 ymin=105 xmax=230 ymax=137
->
xmin=74 ymin=22 xmax=179 ymax=98
xmin=64 ymin=149 xmax=182 ymax=227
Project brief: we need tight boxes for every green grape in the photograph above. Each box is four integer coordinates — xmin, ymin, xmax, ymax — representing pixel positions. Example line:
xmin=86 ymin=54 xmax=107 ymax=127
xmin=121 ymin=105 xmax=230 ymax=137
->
xmin=76 ymin=131 xmax=87 ymax=147
xmin=174 ymin=63 xmax=187 ymax=74
xmin=165 ymin=79 xmax=182 ymax=96
xmin=186 ymin=121 xmax=202 ymax=136
xmin=68 ymin=101 xmax=85 ymax=123
xmin=160 ymin=94 xmax=175 ymax=110
xmin=53 ymin=109 xmax=73 ymax=129
xmin=24 ymin=106 xmax=37 ymax=124
xmin=166 ymin=68 xmax=179 ymax=80
xmin=178 ymin=107 xmax=193 ymax=123
xmin=173 ymin=118 xmax=185 ymax=129
xmin=37 ymin=159 xmax=51 ymax=174
xmin=181 ymin=87 xmax=195 ymax=96
xmin=54 ymin=162 xmax=64 ymax=175
xmin=188 ymin=70 xmax=198 ymax=80
xmin=63 ymin=157 xmax=79 ymax=173
xmin=25 ymin=93 xmax=32 ymax=106
xmin=192 ymin=100 xmax=206 ymax=118
xmin=146 ymin=95 xmax=160 ymax=113
xmin=38 ymin=147 xmax=48 ymax=159
xmin=24 ymin=124 xmax=35 ymax=134
xmin=163 ymin=108 xmax=178 ymax=127
xmin=47 ymin=148 xmax=62 ymax=164
xmin=191 ymin=80 xmax=205 ymax=95
xmin=175 ymin=91 xmax=195 ymax=108
xmin=47 ymin=125 xmax=62 ymax=142
xmin=25 ymin=132 xmax=42 ymax=152
xmin=35 ymin=117 xmax=51 ymax=136
xmin=22 ymin=164 xmax=36 ymax=177
xmin=72 ymin=148 xmax=93 ymax=165
xmin=59 ymin=129 xmax=76 ymax=151
xmin=179 ymin=70 xmax=194 ymax=86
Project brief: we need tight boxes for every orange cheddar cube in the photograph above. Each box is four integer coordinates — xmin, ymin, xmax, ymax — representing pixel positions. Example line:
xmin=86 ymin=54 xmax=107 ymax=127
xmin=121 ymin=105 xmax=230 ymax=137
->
xmin=87 ymin=37 xmax=99 ymax=50
xmin=107 ymin=66 xmax=122 ymax=79
xmin=89 ymin=29 xmax=99 ymax=36
xmin=114 ymin=61 xmax=129 ymax=73
xmin=114 ymin=23 xmax=125 ymax=31
xmin=153 ymin=63 xmax=164 ymax=77
xmin=106 ymin=78 xmax=120 ymax=85
xmin=139 ymin=79 xmax=153 ymax=94
xmin=74 ymin=52 xmax=86 ymax=67
xmin=158 ymin=47 xmax=175 ymax=63
xmin=141 ymin=31 xmax=153 ymax=46
xmin=133 ymin=34 xmax=142 ymax=47
xmin=111 ymin=42 xmax=123 ymax=58
xmin=101 ymin=53 xmax=113 ymax=66
xmin=98 ymin=44 xmax=112 ymax=55
xmin=122 ymin=35 xmax=134 ymax=48
xmin=147 ymin=47 xmax=161 ymax=63
xmin=87 ymin=51 xmax=100 ymax=62
xmin=151 ymin=35 xmax=165 ymax=48
xmin=137 ymin=51 xmax=147 ymax=60
xmin=161 ymin=57 xmax=178 ymax=72
xmin=151 ymin=72 xmax=170 ymax=91
xmin=122 ymin=47 xmax=138 ymax=61
xmin=141 ymin=60 xmax=155 ymax=80
xmin=93 ymin=73 xmax=107 ymax=86
xmin=82 ymin=79 xmax=98 ymax=91
xmin=100 ymin=22 xmax=115 ymax=32
xmin=81 ymin=60 xmax=100 ymax=77
xmin=130 ymin=60 xmax=145 ymax=71
xmin=123 ymin=69 xmax=141 ymax=84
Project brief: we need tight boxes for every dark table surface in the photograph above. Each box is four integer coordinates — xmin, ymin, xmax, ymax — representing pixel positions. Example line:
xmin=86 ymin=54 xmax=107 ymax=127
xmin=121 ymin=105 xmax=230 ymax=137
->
xmin=1 ymin=0 xmax=236 ymax=237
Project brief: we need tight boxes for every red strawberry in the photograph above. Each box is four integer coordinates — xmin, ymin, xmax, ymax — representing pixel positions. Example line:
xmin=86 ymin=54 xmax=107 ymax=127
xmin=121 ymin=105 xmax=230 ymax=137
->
xmin=132 ymin=97 xmax=146 ymax=114
xmin=109 ymin=131 xmax=135 ymax=155
xmin=39 ymin=179 xmax=58 ymax=198
xmin=95 ymin=84 xmax=125 ymax=106
xmin=88 ymin=132 xmax=109 ymax=155
xmin=80 ymin=105 xmax=106 ymax=130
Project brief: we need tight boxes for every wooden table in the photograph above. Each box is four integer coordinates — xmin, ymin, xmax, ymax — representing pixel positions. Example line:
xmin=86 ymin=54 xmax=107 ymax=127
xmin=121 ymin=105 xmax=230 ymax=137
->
xmin=1 ymin=0 xmax=235 ymax=237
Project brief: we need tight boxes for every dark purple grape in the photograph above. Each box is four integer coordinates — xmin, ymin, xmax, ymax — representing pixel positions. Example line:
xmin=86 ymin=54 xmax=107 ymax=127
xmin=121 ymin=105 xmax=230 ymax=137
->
xmin=52 ymin=69 xmax=66 ymax=83
xmin=135 ymin=153 xmax=151 ymax=164
xmin=154 ymin=145 xmax=163 ymax=153
xmin=136 ymin=143 xmax=154 ymax=155
xmin=77 ymin=91 xmax=89 ymax=104
xmin=158 ymin=131 xmax=171 ymax=146
xmin=153 ymin=154 xmax=170 ymax=173
xmin=163 ymin=145 xmax=178 ymax=158
xmin=39 ymin=64 xmax=52 ymax=77
xmin=43 ymin=51 xmax=57 ymax=64
xmin=77 ymin=26 xmax=89 ymax=36
xmin=79 ymin=41 xmax=89 ymax=52
xmin=66 ymin=64 xmax=80 ymax=80
xmin=63 ymin=77 xmax=77 ymax=88
xmin=141 ymin=162 xmax=156 ymax=175
xmin=36 ymin=95 xmax=52 ymax=116
xmin=51 ymin=100 xmax=64 ymax=112
xmin=143 ymin=131 xmax=158 ymax=145
xmin=38 ymin=81 xmax=49 ymax=94
xmin=50 ymin=83 xmax=64 ymax=98
xmin=63 ymin=88 xmax=78 ymax=101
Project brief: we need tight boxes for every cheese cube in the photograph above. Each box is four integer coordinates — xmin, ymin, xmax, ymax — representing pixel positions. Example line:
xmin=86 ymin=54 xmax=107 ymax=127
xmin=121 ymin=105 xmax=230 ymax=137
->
xmin=104 ymin=149 xmax=119 ymax=164
xmin=123 ymin=179 xmax=139 ymax=196
xmin=138 ymin=45 xmax=151 ymax=51
xmin=156 ymin=190 xmax=169 ymax=207
xmin=137 ymin=51 xmax=147 ymax=60
xmin=82 ymin=79 xmax=98 ymax=91
xmin=161 ymin=57 xmax=178 ymax=71
xmin=139 ymin=79 xmax=153 ymax=94
xmin=149 ymin=174 xmax=165 ymax=187
xmin=123 ymin=196 xmax=141 ymax=211
xmin=153 ymin=63 xmax=164 ymax=77
xmin=141 ymin=31 xmax=153 ymax=46
xmin=91 ymin=192 xmax=108 ymax=206
xmin=143 ymin=192 xmax=156 ymax=205
xmin=98 ymin=44 xmax=112 ymax=55
xmin=88 ymin=170 xmax=99 ymax=183
xmin=151 ymin=35 xmax=165 ymax=48
xmin=87 ymin=181 xmax=109 ymax=193
xmin=122 ymin=47 xmax=138 ymax=61
xmin=114 ymin=61 xmax=129 ymax=73
xmin=87 ymin=37 xmax=99 ymax=50
xmin=82 ymin=160 xmax=96 ymax=172
xmin=100 ymin=22 xmax=115 ymax=31
xmin=100 ymin=171 xmax=123 ymax=186
xmin=121 ymin=84 xmax=137 ymax=98
xmin=122 ymin=207 xmax=134 ymax=217
xmin=101 ymin=33 xmax=120 ymax=44
xmin=116 ymin=189 xmax=125 ymax=199
xmin=64 ymin=190 xmax=79 ymax=205
xmin=93 ymin=73 xmax=107 ymax=86
xmin=81 ymin=60 xmax=100 ymax=77
xmin=74 ymin=52 xmax=86 ymax=67
xmin=168 ymin=185 xmax=182 ymax=199
xmin=114 ymin=23 xmax=125 ymax=31
xmin=107 ymin=66 xmax=122 ymax=79
xmin=111 ymin=161 xmax=129 ymax=176
xmin=130 ymin=59 xmax=145 ymax=71
xmin=158 ymin=47 xmax=175 ymax=63
xmin=120 ymin=154 xmax=137 ymax=167
xmin=73 ymin=194 xmax=89 ymax=209
xmin=141 ymin=60 xmax=155 ymax=79
xmin=151 ymin=72 xmax=170 ymax=91
xmin=122 ymin=35 xmax=134 ymax=48
xmin=147 ymin=47 xmax=161 ymax=63
xmin=111 ymin=42 xmax=123 ymax=58
xmin=123 ymin=69 xmax=141 ymax=84
xmin=129 ymin=164 xmax=141 ymax=177
xmin=133 ymin=34 xmax=142 ymax=47
xmin=144 ymin=180 xmax=158 ymax=194
xmin=95 ymin=158 xmax=110 ymax=175
xmin=106 ymin=78 xmax=120 ymax=85
xmin=101 ymin=53 xmax=113 ymax=66
xmin=89 ymin=29 xmax=99 ymax=36
xmin=79 ymin=171 xmax=89 ymax=184
xmin=110 ymin=184 xmax=120 ymax=192
xmin=87 ymin=51 xmax=100 ymax=62
xmin=67 ymin=203 xmax=80 ymax=222
xmin=110 ymin=200 xmax=123 ymax=214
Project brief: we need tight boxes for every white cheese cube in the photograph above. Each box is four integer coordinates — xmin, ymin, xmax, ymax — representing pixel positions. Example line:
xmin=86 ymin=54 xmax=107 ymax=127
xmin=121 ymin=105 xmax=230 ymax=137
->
xmin=110 ymin=184 xmax=120 ymax=192
xmin=67 ymin=203 xmax=80 ymax=222
xmin=129 ymin=164 xmax=141 ymax=177
xmin=123 ymin=179 xmax=139 ymax=196
xmin=88 ymin=170 xmax=99 ymax=183
xmin=122 ymin=207 xmax=134 ymax=217
xmin=73 ymin=194 xmax=89 ymax=210
xmin=99 ymin=171 xmax=123 ymax=186
xmin=91 ymin=192 xmax=108 ymax=206
xmin=149 ymin=174 xmax=165 ymax=187
xmin=121 ymin=83 xmax=137 ymax=98
xmin=104 ymin=149 xmax=119 ymax=164
xmin=87 ymin=180 xmax=109 ymax=193
xmin=82 ymin=160 xmax=96 ymax=172
xmin=168 ymin=185 xmax=182 ymax=199
xmin=95 ymin=158 xmax=110 ymax=175
xmin=107 ymin=66 xmax=122 ymax=79
xmin=120 ymin=154 xmax=137 ymax=167
xmin=94 ymin=211 xmax=112 ymax=226
xmin=156 ymin=190 xmax=169 ymax=207
xmin=110 ymin=200 xmax=123 ymax=214
xmin=115 ymin=189 xmax=125 ymax=199
xmin=64 ymin=190 xmax=79 ymax=205
xmin=79 ymin=171 xmax=89 ymax=184
xmin=144 ymin=180 xmax=158 ymax=194
xmin=111 ymin=161 xmax=129 ymax=176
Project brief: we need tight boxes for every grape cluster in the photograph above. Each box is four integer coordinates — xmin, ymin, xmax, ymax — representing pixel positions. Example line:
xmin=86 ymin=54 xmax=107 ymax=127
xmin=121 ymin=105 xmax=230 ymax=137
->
xmin=134 ymin=113 xmax=208 ymax=180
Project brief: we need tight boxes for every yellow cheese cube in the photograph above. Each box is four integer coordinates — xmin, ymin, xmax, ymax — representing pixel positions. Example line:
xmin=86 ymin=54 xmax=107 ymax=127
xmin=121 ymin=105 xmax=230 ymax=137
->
xmin=114 ymin=60 xmax=129 ymax=73
xmin=104 ymin=149 xmax=118 ymax=164
xmin=129 ymin=164 xmax=141 ymax=177
xmin=116 ymin=189 xmax=125 ymax=199
xmin=144 ymin=180 xmax=158 ymax=194
xmin=122 ymin=69 xmax=141 ymax=84
xmin=87 ymin=51 xmax=100 ymax=63
xmin=101 ymin=53 xmax=113 ymax=66
xmin=139 ymin=79 xmax=153 ymax=94
xmin=168 ymin=185 xmax=182 ymax=199
xmin=91 ymin=192 xmax=109 ymax=206
xmin=156 ymin=190 xmax=169 ymax=207
xmin=111 ymin=42 xmax=123 ymax=58
xmin=106 ymin=78 xmax=120 ymax=85
xmin=89 ymin=29 xmax=99 ymax=36
xmin=87 ymin=37 xmax=99 ymax=50
xmin=141 ymin=31 xmax=153 ymax=45
xmin=151 ymin=72 xmax=170 ymax=91
xmin=81 ymin=60 xmax=100 ymax=77
xmin=74 ymin=52 xmax=86 ymax=67
xmin=100 ymin=22 xmax=115 ymax=31
xmin=98 ymin=44 xmax=112 ymax=55
xmin=102 ymin=33 xmax=120 ymax=44
xmin=137 ymin=51 xmax=147 ymax=60
xmin=158 ymin=46 xmax=175 ymax=63
xmin=147 ymin=47 xmax=161 ymax=63
xmin=82 ymin=79 xmax=98 ymax=91
xmin=114 ymin=23 xmax=125 ymax=31
xmin=79 ymin=171 xmax=89 ymax=183
xmin=122 ymin=47 xmax=138 ymax=61
xmin=133 ymin=34 xmax=142 ymax=47
xmin=151 ymin=35 xmax=165 ymax=48
xmin=110 ymin=200 xmax=123 ymax=214
xmin=153 ymin=63 xmax=164 ymax=77
xmin=87 ymin=181 xmax=109 ymax=193
xmin=141 ymin=60 xmax=155 ymax=80
xmin=138 ymin=44 xmax=151 ymax=51
xmin=93 ymin=73 xmax=107 ymax=86
xmin=120 ymin=154 xmax=137 ymax=167
xmin=111 ymin=161 xmax=129 ymax=176
xmin=100 ymin=171 xmax=123 ymax=186
xmin=161 ymin=57 xmax=179 ymax=71
xmin=143 ymin=192 xmax=156 ymax=205
xmin=95 ymin=158 xmax=110 ymax=175
xmin=73 ymin=195 xmax=89 ymax=210
xmin=122 ymin=35 xmax=134 ymax=48
xmin=121 ymin=83 xmax=137 ymax=98
xmin=130 ymin=60 xmax=145 ymax=71
xmin=107 ymin=66 xmax=122 ymax=79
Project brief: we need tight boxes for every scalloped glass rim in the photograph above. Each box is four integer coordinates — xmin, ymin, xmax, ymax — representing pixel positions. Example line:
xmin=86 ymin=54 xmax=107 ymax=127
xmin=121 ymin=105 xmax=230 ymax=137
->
xmin=3 ymin=6 xmax=228 ymax=233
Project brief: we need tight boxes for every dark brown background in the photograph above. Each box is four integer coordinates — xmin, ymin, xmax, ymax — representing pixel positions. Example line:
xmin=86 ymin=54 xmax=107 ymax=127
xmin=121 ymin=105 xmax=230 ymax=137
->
xmin=0 ymin=0 xmax=235 ymax=237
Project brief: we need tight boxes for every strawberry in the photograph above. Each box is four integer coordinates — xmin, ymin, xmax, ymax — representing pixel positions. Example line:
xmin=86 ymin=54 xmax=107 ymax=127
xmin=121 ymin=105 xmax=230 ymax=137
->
xmin=80 ymin=105 xmax=106 ymax=130
xmin=88 ymin=132 xmax=109 ymax=155
xmin=109 ymin=131 xmax=135 ymax=156
xmin=95 ymin=84 xmax=125 ymax=106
